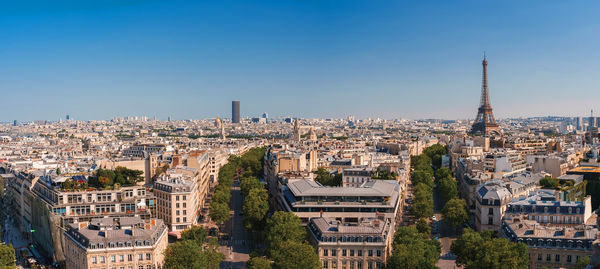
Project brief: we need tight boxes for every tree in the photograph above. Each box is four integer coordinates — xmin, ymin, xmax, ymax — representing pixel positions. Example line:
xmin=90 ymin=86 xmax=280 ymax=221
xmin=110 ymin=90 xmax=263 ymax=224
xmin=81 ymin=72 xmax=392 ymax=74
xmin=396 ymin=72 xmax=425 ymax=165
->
xmin=412 ymin=170 xmax=434 ymax=188
xmin=388 ymin=227 xmax=440 ymax=269
xmin=452 ymin=228 xmax=528 ymax=269
xmin=0 ymin=244 xmax=15 ymax=268
xmin=248 ymin=256 xmax=273 ymax=269
xmin=540 ymin=177 xmax=560 ymax=188
xmin=56 ymin=167 xmax=61 ymax=175
xmin=575 ymin=256 xmax=590 ymax=269
xmin=181 ymin=226 xmax=207 ymax=245
xmin=434 ymin=167 xmax=451 ymax=182
xmin=416 ymin=218 xmax=431 ymax=235
xmin=438 ymin=177 xmax=458 ymax=203
xmin=213 ymin=188 xmax=231 ymax=204
xmin=411 ymin=183 xmax=434 ymax=218
xmin=243 ymin=188 xmax=269 ymax=231
xmin=163 ymin=240 xmax=206 ymax=269
xmin=241 ymin=176 xmax=263 ymax=196
xmin=209 ymin=202 xmax=230 ymax=224
xmin=264 ymin=211 xmax=306 ymax=255
xmin=442 ymin=198 xmax=469 ymax=231
xmin=271 ymin=241 xmax=320 ymax=269
xmin=314 ymin=168 xmax=341 ymax=186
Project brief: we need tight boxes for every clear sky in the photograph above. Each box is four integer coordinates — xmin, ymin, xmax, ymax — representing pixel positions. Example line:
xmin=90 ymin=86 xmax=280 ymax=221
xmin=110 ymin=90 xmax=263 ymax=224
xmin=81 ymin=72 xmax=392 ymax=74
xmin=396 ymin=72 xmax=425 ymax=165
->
xmin=2 ymin=0 xmax=600 ymax=121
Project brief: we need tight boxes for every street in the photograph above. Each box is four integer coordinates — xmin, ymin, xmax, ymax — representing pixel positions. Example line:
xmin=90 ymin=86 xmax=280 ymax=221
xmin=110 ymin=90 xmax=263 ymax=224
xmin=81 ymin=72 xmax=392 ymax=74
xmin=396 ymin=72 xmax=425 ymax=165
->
xmin=433 ymin=185 xmax=461 ymax=269
xmin=219 ymin=180 xmax=251 ymax=269
xmin=2 ymin=215 xmax=30 ymax=269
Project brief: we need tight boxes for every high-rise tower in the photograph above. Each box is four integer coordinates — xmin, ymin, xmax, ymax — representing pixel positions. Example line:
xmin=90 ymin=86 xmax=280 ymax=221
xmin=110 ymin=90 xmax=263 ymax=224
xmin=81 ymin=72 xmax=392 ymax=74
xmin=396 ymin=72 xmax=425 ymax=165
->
xmin=470 ymin=54 xmax=500 ymax=135
xmin=232 ymin=101 xmax=240 ymax=123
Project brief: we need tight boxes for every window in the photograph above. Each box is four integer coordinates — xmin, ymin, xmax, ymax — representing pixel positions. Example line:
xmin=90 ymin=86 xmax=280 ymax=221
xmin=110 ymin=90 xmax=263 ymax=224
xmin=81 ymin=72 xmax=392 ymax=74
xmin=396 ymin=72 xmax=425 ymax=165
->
xmin=368 ymin=250 xmax=373 ymax=256
xmin=488 ymin=208 xmax=493 ymax=214
xmin=488 ymin=217 xmax=494 ymax=225
xmin=183 ymin=210 xmax=187 ymax=215
xmin=92 ymin=256 xmax=97 ymax=264
xmin=183 ymin=196 xmax=186 ymax=200
xmin=111 ymin=255 xmax=116 ymax=262
xmin=350 ymin=249 xmax=354 ymax=256
xmin=547 ymin=254 xmax=551 ymax=261
xmin=138 ymin=254 xmax=143 ymax=261
xmin=323 ymin=261 xmax=328 ymax=268
xmin=100 ymin=256 xmax=105 ymax=263
xmin=139 ymin=266 xmax=143 ymax=269
xmin=376 ymin=250 xmax=382 ymax=257
xmin=176 ymin=203 xmax=180 ymax=208
xmin=357 ymin=250 xmax=362 ymax=256
xmin=567 ymin=255 xmax=572 ymax=263
xmin=128 ymin=254 xmax=133 ymax=261
xmin=555 ymin=254 xmax=560 ymax=262
xmin=357 ymin=261 xmax=363 ymax=269
xmin=183 ymin=217 xmax=187 ymax=222
xmin=323 ymin=249 xmax=328 ymax=256
xmin=146 ymin=253 xmax=151 ymax=260
xmin=147 ymin=266 xmax=152 ymax=269
xmin=176 ymin=210 xmax=180 ymax=215
xmin=176 ymin=217 xmax=180 ymax=222
xmin=537 ymin=254 xmax=542 ymax=261
xmin=342 ymin=249 xmax=347 ymax=256
xmin=331 ymin=249 xmax=337 ymax=256
xmin=176 ymin=196 xmax=180 ymax=201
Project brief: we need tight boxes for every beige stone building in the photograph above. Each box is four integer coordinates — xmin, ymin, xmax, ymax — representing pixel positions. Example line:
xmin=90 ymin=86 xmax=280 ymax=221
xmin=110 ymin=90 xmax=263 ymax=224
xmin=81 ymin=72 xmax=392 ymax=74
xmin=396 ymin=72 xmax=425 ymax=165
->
xmin=308 ymin=217 xmax=393 ymax=269
xmin=64 ymin=216 xmax=168 ymax=269
xmin=154 ymin=176 xmax=199 ymax=232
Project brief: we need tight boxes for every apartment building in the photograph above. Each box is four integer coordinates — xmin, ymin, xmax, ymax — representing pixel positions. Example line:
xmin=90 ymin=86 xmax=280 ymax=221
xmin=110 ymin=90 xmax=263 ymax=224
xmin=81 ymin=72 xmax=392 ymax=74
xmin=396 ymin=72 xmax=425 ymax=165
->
xmin=281 ymin=179 xmax=401 ymax=224
xmin=308 ymin=217 xmax=393 ymax=269
xmin=342 ymin=168 xmax=373 ymax=187
xmin=474 ymin=173 xmax=541 ymax=231
xmin=64 ymin=216 xmax=168 ymax=269
xmin=153 ymin=176 xmax=199 ymax=232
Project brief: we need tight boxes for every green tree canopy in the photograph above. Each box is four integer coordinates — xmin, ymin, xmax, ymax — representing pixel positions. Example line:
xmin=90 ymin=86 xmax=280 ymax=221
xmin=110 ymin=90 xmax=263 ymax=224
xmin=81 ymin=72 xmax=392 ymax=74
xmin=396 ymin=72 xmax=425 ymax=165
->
xmin=388 ymin=226 xmax=440 ymax=269
xmin=248 ymin=256 xmax=273 ymax=269
xmin=442 ymin=198 xmax=469 ymax=230
xmin=575 ymin=256 xmax=590 ymax=269
xmin=209 ymin=202 xmax=230 ymax=224
xmin=0 ymin=244 xmax=15 ymax=268
xmin=163 ymin=240 xmax=207 ymax=269
xmin=243 ymin=187 xmax=270 ymax=231
xmin=434 ymin=167 xmax=452 ymax=182
xmin=416 ymin=218 xmax=431 ymax=235
xmin=241 ymin=176 xmax=264 ymax=196
xmin=314 ymin=168 xmax=341 ymax=186
xmin=412 ymin=170 xmax=434 ymax=189
xmin=411 ymin=183 xmax=434 ymax=218
xmin=264 ymin=211 xmax=306 ymax=255
xmin=451 ymin=228 xmax=528 ymax=269
xmin=271 ymin=241 xmax=321 ymax=269
xmin=180 ymin=226 xmax=207 ymax=245
xmin=438 ymin=177 xmax=459 ymax=203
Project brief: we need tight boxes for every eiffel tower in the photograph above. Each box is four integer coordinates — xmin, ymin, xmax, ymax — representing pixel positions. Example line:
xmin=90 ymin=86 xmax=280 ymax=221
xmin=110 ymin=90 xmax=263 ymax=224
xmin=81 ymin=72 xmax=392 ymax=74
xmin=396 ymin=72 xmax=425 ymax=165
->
xmin=470 ymin=54 xmax=500 ymax=135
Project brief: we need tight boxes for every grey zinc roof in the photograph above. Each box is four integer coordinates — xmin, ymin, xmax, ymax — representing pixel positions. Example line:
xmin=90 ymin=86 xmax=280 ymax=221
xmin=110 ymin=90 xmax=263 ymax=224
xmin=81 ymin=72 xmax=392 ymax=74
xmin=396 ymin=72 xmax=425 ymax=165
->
xmin=477 ymin=183 xmax=511 ymax=200
xmin=288 ymin=179 xmax=397 ymax=197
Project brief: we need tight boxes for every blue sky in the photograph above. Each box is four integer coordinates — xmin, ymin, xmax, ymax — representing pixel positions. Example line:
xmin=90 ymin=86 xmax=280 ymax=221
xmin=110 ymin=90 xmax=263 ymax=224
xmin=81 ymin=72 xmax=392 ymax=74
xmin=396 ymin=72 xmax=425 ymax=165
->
xmin=2 ymin=0 xmax=600 ymax=121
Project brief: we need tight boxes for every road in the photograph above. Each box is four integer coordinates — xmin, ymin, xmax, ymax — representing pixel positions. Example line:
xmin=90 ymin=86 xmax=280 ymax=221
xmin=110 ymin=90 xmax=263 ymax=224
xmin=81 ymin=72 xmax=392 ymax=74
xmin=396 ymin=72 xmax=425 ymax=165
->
xmin=220 ymin=180 xmax=251 ymax=269
xmin=2 ymin=215 xmax=30 ymax=268
xmin=433 ymin=185 xmax=461 ymax=269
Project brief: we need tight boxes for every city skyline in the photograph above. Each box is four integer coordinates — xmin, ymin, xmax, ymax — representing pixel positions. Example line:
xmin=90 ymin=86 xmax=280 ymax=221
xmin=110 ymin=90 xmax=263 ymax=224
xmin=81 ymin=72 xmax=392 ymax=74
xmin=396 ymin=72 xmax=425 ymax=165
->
xmin=3 ymin=0 xmax=600 ymax=121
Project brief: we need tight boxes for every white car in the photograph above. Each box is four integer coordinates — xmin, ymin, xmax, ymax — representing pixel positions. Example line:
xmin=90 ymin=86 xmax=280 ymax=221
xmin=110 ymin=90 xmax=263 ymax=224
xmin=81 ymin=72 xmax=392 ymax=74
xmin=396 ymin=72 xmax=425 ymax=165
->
xmin=432 ymin=216 xmax=437 ymax=221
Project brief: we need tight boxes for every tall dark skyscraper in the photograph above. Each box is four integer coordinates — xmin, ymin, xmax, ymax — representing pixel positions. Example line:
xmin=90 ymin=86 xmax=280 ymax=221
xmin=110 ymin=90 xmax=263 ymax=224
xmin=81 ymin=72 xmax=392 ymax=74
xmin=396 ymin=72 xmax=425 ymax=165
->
xmin=470 ymin=54 xmax=500 ymax=135
xmin=66 ymin=114 xmax=70 ymax=120
xmin=232 ymin=100 xmax=240 ymax=123
xmin=13 ymin=120 xmax=17 ymax=126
